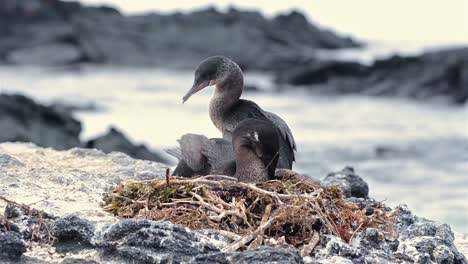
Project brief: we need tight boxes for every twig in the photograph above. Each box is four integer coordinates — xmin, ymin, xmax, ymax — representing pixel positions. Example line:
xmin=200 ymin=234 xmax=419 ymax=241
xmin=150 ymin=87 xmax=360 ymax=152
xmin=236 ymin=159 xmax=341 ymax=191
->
xmin=189 ymin=192 xmax=245 ymax=221
xmin=249 ymin=204 xmax=272 ymax=248
xmin=300 ymin=231 xmax=320 ymax=257
xmin=201 ymin=175 xmax=238 ymax=182
xmin=349 ymin=222 xmax=364 ymax=243
xmin=108 ymin=193 xmax=146 ymax=205
xmin=233 ymin=182 xmax=322 ymax=202
xmin=165 ymin=168 xmax=170 ymax=185
xmin=222 ymin=209 xmax=281 ymax=252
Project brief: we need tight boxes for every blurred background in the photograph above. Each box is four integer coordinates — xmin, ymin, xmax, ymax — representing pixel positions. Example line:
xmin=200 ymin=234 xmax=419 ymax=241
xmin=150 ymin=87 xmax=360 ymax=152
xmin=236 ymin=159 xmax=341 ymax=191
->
xmin=0 ymin=0 xmax=467 ymax=233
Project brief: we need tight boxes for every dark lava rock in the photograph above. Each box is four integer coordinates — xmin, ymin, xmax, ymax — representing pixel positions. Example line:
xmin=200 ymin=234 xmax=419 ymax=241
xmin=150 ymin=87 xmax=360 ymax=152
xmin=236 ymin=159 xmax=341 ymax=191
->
xmin=51 ymin=215 xmax=95 ymax=245
xmin=61 ymin=259 xmax=99 ymax=264
xmin=50 ymin=100 xmax=104 ymax=115
xmin=85 ymin=126 xmax=170 ymax=164
xmin=0 ymin=94 xmax=82 ymax=150
xmin=3 ymin=204 xmax=57 ymax=243
xmin=313 ymin=205 xmax=467 ymax=263
xmin=190 ymin=252 xmax=228 ymax=264
xmin=277 ymin=47 xmax=468 ymax=105
xmin=230 ymin=247 xmax=304 ymax=264
xmin=0 ymin=231 xmax=27 ymax=261
xmin=277 ymin=60 xmax=368 ymax=86
xmin=0 ymin=0 xmax=358 ymax=69
xmin=95 ymin=219 xmax=221 ymax=263
xmin=321 ymin=166 xmax=369 ymax=198
xmin=392 ymin=206 xmax=466 ymax=264
xmin=190 ymin=248 xmax=304 ymax=264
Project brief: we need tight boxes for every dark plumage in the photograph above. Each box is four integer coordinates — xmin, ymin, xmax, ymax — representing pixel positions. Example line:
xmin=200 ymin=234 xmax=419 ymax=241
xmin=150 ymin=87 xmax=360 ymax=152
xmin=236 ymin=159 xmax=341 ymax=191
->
xmin=183 ymin=56 xmax=296 ymax=169
xmin=168 ymin=119 xmax=280 ymax=182
xmin=168 ymin=135 xmax=234 ymax=177
xmin=232 ymin=119 xmax=280 ymax=182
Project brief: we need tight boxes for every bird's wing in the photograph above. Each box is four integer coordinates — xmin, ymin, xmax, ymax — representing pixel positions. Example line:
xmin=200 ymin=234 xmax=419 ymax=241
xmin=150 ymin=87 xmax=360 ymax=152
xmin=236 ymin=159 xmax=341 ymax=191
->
xmin=222 ymin=100 xmax=268 ymax=138
xmin=175 ymin=133 xmax=210 ymax=171
xmin=263 ymin=111 xmax=297 ymax=151
xmin=204 ymin=138 xmax=235 ymax=170
xmin=165 ymin=147 xmax=182 ymax=160
xmin=223 ymin=99 xmax=296 ymax=156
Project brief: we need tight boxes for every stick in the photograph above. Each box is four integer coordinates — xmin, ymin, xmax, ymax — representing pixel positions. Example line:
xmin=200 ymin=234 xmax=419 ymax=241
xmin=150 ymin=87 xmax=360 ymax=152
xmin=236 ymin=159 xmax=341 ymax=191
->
xmin=222 ymin=209 xmax=280 ymax=252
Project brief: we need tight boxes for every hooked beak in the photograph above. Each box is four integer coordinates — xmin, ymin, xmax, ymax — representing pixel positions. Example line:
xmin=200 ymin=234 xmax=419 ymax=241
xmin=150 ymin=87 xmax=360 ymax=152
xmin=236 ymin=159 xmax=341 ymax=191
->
xmin=182 ymin=80 xmax=217 ymax=104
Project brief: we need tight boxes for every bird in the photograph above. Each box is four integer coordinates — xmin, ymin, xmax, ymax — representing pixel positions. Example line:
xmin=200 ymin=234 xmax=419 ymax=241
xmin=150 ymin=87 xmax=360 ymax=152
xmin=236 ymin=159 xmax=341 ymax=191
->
xmin=182 ymin=56 xmax=296 ymax=169
xmin=168 ymin=119 xmax=280 ymax=182
xmin=231 ymin=118 xmax=280 ymax=182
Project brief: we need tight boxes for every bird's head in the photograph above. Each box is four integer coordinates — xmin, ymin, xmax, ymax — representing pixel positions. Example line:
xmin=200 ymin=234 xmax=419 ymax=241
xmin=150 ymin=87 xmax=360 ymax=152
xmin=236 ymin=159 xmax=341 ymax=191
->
xmin=182 ymin=56 xmax=242 ymax=103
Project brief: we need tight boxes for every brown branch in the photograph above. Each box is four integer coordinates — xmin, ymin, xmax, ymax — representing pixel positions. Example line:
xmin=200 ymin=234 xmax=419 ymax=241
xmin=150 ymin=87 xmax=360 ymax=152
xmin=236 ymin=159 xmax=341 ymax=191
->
xmin=222 ymin=208 xmax=281 ymax=253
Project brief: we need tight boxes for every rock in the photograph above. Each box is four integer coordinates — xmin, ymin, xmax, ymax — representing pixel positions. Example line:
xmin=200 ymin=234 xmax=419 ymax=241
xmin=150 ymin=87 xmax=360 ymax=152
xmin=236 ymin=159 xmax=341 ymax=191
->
xmin=3 ymin=204 xmax=57 ymax=244
xmin=190 ymin=252 xmax=228 ymax=263
xmin=7 ymin=43 xmax=81 ymax=65
xmin=95 ymin=219 xmax=222 ymax=263
xmin=51 ymin=215 xmax=95 ymax=245
xmin=277 ymin=60 xmax=368 ymax=86
xmin=85 ymin=127 xmax=171 ymax=164
xmin=0 ymin=142 xmax=166 ymax=223
xmin=230 ymin=247 xmax=305 ymax=264
xmin=434 ymin=245 xmax=455 ymax=264
xmin=276 ymin=47 xmax=468 ymax=105
xmin=61 ymin=259 xmax=99 ymax=264
xmin=315 ymin=236 xmax=362 ymax=260
xmin=49 ymin=100 xmax=105 ymax=115
xmin=321 ymin=167 xmax=369 ymax=198
xmin=0 ymin=94 xmax=82 ymax=150
xmin=313 ymin=205 xmax=468 ymax=264
xmin=0 ymin=231 xmax=27 ymax=261
xmin=0 ymin=1 xmax=359 ymax=69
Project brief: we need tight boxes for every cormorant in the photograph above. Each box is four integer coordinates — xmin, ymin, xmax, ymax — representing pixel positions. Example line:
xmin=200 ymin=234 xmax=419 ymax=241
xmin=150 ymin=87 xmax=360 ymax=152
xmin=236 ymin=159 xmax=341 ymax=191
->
xmin=182 ymin=56 xmax=296 ymax=169
xmin=169 ymin=119 xmax=280 ymax=182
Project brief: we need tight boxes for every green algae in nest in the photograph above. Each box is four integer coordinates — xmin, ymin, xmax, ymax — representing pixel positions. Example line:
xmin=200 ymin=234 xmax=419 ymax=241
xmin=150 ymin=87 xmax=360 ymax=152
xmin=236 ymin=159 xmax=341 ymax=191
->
xmin=102 ymin=170 xmax=396 ymax=254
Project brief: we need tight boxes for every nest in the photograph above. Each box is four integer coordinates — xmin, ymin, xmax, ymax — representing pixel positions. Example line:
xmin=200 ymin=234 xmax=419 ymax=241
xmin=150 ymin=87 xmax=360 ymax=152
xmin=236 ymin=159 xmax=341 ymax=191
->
xmin=102 ymin=169 xmax=396 ymax=255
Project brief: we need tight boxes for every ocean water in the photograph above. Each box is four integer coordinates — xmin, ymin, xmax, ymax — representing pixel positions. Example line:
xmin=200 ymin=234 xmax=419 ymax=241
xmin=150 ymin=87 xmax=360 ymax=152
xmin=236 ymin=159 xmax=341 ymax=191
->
xmin=1 ymin=65 xmax=467 ymax=233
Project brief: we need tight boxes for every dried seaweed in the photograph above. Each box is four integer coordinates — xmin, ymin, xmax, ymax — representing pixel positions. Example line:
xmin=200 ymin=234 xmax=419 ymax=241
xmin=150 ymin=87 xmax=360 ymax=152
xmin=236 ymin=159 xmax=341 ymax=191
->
xmin=102 ymin=171 xmax=396 ymax=255
xmin=0 ymin=195 xmax=56 ymax=245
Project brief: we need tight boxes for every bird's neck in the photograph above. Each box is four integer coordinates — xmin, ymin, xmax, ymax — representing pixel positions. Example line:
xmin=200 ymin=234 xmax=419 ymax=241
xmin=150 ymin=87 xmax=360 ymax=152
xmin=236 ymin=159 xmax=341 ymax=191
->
xmin=209 ymin=72 xmax=243 ymax=132
xmin=235 ymin=155 xmax=268 ymax=183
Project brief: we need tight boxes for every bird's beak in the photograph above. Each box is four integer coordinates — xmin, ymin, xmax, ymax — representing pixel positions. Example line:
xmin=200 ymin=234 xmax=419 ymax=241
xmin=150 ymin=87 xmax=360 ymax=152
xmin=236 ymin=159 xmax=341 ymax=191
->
xmin=182 ymin=80 xmax=216 ymax=104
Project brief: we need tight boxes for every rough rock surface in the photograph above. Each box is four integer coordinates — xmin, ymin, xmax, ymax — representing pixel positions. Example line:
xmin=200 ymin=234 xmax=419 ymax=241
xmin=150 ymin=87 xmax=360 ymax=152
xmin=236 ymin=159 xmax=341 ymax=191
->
xmin=0 ymin=94 xmax=82 ymax=150
xmin=85 ymin=127 xmax=170 ymax=164
xmin=0 ymin=143 xmax=166 ymax=221
xmin=276 ymin=47 xmax=468 ymax=104
xmin=315 ymin=205 xmax=467 ymax=263
xmin=95 ymin=219 xmax=223 ymax=263
xmin=230 ymin=247 xmax=304 ymax=264
xmin=0 ymin=144 xmax=465 ymax=263
xmin=0 ymin=0 xmax=358 ymax=69
xmin=0 ymin=231 xmax=27 ymax=261
xmin=321 ymin=166 xmax=369 ymax=198
xmin=51 ymin=215 xmax=95 ymax=245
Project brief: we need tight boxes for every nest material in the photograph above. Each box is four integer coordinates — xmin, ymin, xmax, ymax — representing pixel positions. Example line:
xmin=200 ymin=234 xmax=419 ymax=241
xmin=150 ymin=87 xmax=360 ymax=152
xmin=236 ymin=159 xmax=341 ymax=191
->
xmin=102 ymin=170 xmax=396 ymax=255
xmin=0 ymin=196 xmax=57 ymax=245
